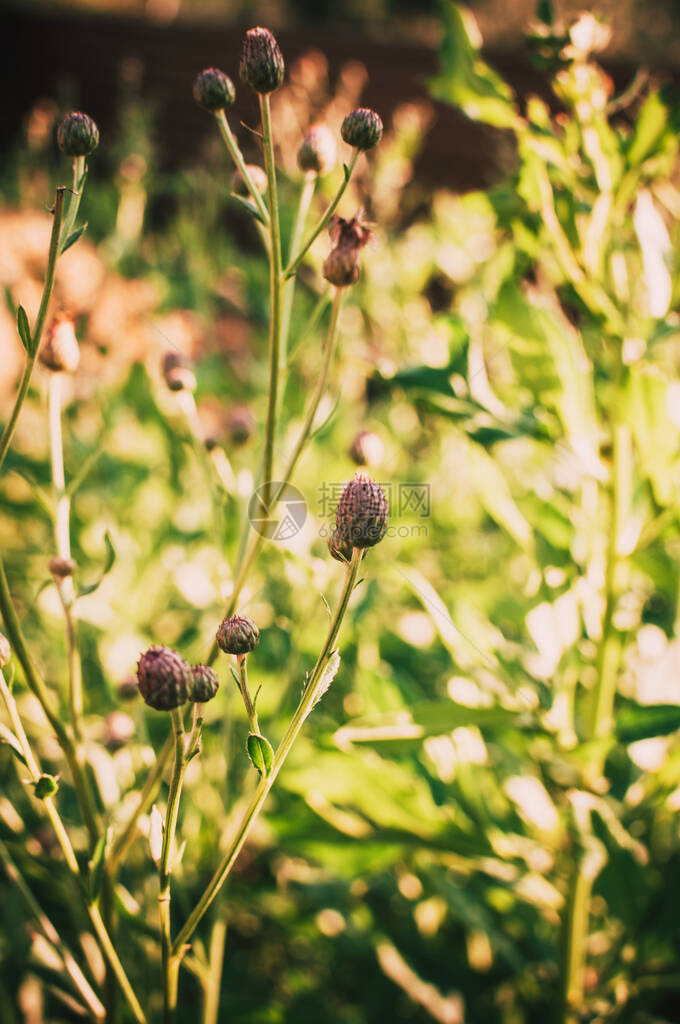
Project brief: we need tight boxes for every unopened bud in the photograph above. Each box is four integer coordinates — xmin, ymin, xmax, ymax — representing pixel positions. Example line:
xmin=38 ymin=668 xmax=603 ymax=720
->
xmin=193 ymin=67 xmax=236 ymax=111
xmin=34 ymin=774 xmax=59 ymax=800
xmin=57 ymin=112 xmax=99 ymax=157
xmin=49 ymin=556 xmax=76 ymax=578
xmin=0 ymin=633 xmax=10 ymax=669
xmin=298 ymin=124 xmax=337 ymax=175
xmin=328 ymin=527 xmax=366 ymax=564
xmin=162 ymin=351 xmax=196 ymax=392
xmin=117 ymin=676 xmax=139 ymax=701
xmin=227 ymin=406 xmax=253 ymax=445
xmin=341 ymin=108 xmax=383 ymax=151
xmin=335 ymin=473 xmax=388 ymax=549
xmin=137 ymin=645 xmax=193 ymax=711
xmin=40 ymin=314 xmax=80 ymax=373
xmin=322 ymin=247 xmax=360 ymax=288
xmin=190 ymin=664 xmax=220 ymax=703
xmin=217 ymin=615 xmax=260 ymax=655
xmin=349 ymin=430 xmax=384 ymax=467
xmin=240 ymin=27 xmax=284 ymax=94
xmin=322 ymin=213 xmax=371 ymax=289
xmin=231 ymin=164 xmax=268 ymax=196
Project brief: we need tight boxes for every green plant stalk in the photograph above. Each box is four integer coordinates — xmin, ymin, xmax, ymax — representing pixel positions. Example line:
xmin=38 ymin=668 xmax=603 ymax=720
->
xmin=259 ymin=93 xmax=284 ymax=510
xmin=160 ymin=707 xmax=189 ymax=1024
xmin=0 ymin=188 xmax=65 ymax=473
xmin=204 ymin=286 xmax=345 ymax=669
xmin=0 ymin=552 xmax=99 ymax=844
xmin=171 ymin=545 xmax=363 ymax=959
xmin=108 ymin=733 xmax=175 ymax=872
xmin=214 ymin=110 xmax=270 ymax=226
xmin=284 ymin=150 xmax=359 ymax=280
xmin=48 ymin=372 xmax=84 ymax=739
xmin=280 ymin=171 xmax=317 ymax=367
xmin=236 ymin=654 xmax=259 ymax=733
xmin=59 ymin=156 xmax=86 ymax=252
xmin=0 ymin=837 xmax=106 ymax=1021
xmin=0 ymin=668 xmax=146 ymax=1024
xmin=202 ymin=914 xmax=227 ymax=1024
xmin=561 ymin=378 xmax=630 ymax=1020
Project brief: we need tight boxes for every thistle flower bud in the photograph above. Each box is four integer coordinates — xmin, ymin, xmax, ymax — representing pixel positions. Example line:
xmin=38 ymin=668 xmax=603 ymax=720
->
xmin=34 ymin=774 xmax=59 ymax=799
xmin=217 ymin=615 xmax=260 ymax=655
xmin=57 ymin=112 xmax=99 ymax=157
xmin=231 ymin=164 xmax=268 ymax=196
xmin=335 ymin=473 xmax=388 ymax=549
xmin=137 ymin=645 xmax=193 ymax=711
xmin=322 ymin=213 xmax=371 ymax=289
xmin=328 ymin=527 xmax=366 ymax=564
xmin=49 ymin=556 xmax=76 ymax=579
xmin=0 ymin=633 xmax=10 ymax=669
xmin=297 ymin=124 xmax=337 ymax=176
xmin=162 ymin=351 xmax=196 ymax=392
xmin=341 ymin=108 xmax=383 ymax=151
xmin=349 ymin=430 xmax=384 ymax=467
xmin=193 ymin=67 xmax=236 ymax=111
xmin=227 ymin=405 xmax=253 ymax=445
xmin=40 ymin=313 xmax=80 ymax=373
xmin=189 ymin=664 xmax=220 ymax=703
xmin=117 ymin=676 xmax=139 ymax=701
xmin=240 ymin=27 xmax=284 ymax=94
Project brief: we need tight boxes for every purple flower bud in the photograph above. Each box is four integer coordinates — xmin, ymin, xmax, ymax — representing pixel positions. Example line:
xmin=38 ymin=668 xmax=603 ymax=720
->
xmin=57 ymin=112 xmax=99 ymax=157
xmin=49 ymin=556 xmax=76 ymax=579
xmin=40 ymin=314 xmax=80 ymax=373
xmin=335 ymin=473 xmax=388 ymax=549
xmin=341 ymin=108 xmax=383 ymax=151
xmin=298 ymin=124 xmax=337 ymax=175
xmin=240 ymin=27 xmax=284 ymax=94
xmin=216 ymin=615 xmax=260 ymax=655
xmin=328 ymin=527 xmax=367 ymax=564
xmin=193 ymin=68 xmax=236 ymax=111
xmin=190 ymin=665 xmax=220 ymax=703
xmin=137 ymin=646 xmax=193 ymax=711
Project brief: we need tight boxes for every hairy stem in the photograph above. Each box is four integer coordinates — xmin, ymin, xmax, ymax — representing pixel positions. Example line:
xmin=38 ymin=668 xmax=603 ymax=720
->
xmin=172 ymin=546 xmax=363 ymax=958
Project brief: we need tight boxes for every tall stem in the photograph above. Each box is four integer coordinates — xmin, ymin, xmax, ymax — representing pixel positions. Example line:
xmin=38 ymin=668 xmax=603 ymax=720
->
xmin=0 ymin=188 xmax=65 ymax=473
xmin=59 ymin=156 xmax=86 ymax=252
xmin=259 ymin=94 xmax=283 ymax=509
xmin=160 ymin=708 xmax=188 ymax=1024
xmin=108 ymin=734 xmax=175 ymax=872
xmin=280 ymin=172 xmax=316 ymax=367
xmin=214 ymin=110 xmax=270 ymax=226
xmin=284 ymin=150 xmax=359 ymax=280
xmin=172 ymin=547 xmax=363 ymax=958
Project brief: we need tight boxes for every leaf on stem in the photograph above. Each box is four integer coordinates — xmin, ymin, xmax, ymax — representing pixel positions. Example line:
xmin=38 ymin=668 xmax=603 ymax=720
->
xmin=61 ymin=223 xmax=87 ymax=255
xmin=247 ymin=733 xmax=274 ymax=776
xmin=230 ymin=193 xmax=268 ymax=226
xmin=310 ymin=650 xmax=341 ymax=711
xmin=0 ymin=722 xmax=27 ymax=767
xmin=16 ymin=305 xmax=32 ymax=354
xmin=78 ymin=531 xmax=116 ymax=597
xmin=89 ymin=827 xmax=112 ymax=902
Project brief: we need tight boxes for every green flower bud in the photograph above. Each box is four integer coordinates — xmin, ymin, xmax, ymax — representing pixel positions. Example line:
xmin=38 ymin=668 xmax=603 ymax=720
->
xmin=49 ymin=556 xmax=76 ymax=579
xmin=341 ymin=108 xmax=383 ymax=150
xmin=193 ymin=67 xmax=236 ymax=111
xmin=239 ymin=27 xmax=284 ymax=94
xmin=216 ymin=615 xmax=260 ymax=655
xmin=40 ymin=314 xmax=80 ymax=373
xmin=190 ymin=664 xmax=220 ymax=703
xmin=297 ymin=124 xmax=336 ymax=175
xmin=57 ymin=112 xmax=99 ymax=157
xmin=34 ymin=774 xmax=59 ymax=799
xmin=162 ymin=351 xmax=196 ymax=392
xmin=335 ymin=473 xmax=388 ymax=549
xmin=0 ymin=633 xmax=10 ymax=669
xmin=137 ymin=645 xmax=193 ymax=711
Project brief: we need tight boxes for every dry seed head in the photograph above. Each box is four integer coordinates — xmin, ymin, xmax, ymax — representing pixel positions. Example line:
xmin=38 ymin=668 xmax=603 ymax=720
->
xmin=193 ymin=67 xmax=236 ymax=111
xmin=335 ymin=473 xmax=388 ymax=549
xmin=40 ymin=314 xmax=80 ymax=373
xmin=240 ymin=27 xmax=285 ymax=94
xmin=217 ymin=614 xmax=260 ymax=655
xmin=137 ymin=645 xmax=193 ymax=711
xmin=298 ymin=124 xmax=337 ymax=175
xmin=57 ymin=112 xmax=99 ymax=156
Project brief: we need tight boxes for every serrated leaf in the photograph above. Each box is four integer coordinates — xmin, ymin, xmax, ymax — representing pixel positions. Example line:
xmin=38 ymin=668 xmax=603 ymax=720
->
xmin=16 ymin=305 xmax=32 ymax=354
xmin=247 ymin=733 xmax=274 ymax=776
xmin=230 ymin=192 xmax=267 ymax=226
xmin=0 ymin=723 xmax=27 ymax=767
xmin=79 ymin=531 xmax=116 ymax=597
xmin=309 ymin=650 xmax=341 ymax=713
xmin=60 ymin=223 xmax=87 ymax=254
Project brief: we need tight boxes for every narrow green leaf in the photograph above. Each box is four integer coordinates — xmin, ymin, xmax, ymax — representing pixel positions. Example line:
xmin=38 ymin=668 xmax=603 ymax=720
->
xmin=78 ymin=530 xmax=116 ymax=597
xmin=60 ymin=223 xmax=87 ymax=254
xmin=4 ymin=286 xmax=16 ymax=317
xmin=0 ymin=723 xmax=27 ymax=767
xmin=247 ymin=733 xmax=274 ymax=776
xmin=230 ymin=193 xmax=267 ymax=226
xmin=16 ymin=305 xmax=32 ymax=354
xmin=89 ymin=828 xmax=110 ymax=902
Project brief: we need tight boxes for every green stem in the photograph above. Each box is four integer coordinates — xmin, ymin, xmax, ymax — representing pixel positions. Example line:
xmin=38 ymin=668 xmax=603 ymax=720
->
xmin=160 ymin=708 xmax=188 ymax=1024
xmin=172 ymin=547 xmax=363 ymax=959
xmin=59 ymin=156 xmax=86 ymax=252
xmin=108 ymin=734 xmax=175 ymax=872
xmin=0 ymin=187 xmax=65 ymax=473
xmin=280 ymin=172 xmax=317 ymax=367
xmin=259 ymin=93 xmax=284 ymax=510
xmin=236 ymin=654 xmax=259 ymax=733
xmin=214 ymin=110 xmax=270 ymax=227
xmin=202 ymin=915 xmax=227 ymax=1024
xmin=283 ymin=150 xmax=359 ymax=280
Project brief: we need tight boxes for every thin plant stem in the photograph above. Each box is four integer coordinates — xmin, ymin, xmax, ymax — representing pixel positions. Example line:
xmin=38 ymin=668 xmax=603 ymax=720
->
xmin=59 ymin=156 xmax=86 ymax=252
xmin=214 ymin=110 xmax=270 ymax=226
xmin=283 ymin=150 xmax=359 ymax=280
xmin=0 ymin=838 xmax=106 ymax=1022
xmin=280 ymin=172 xmax=317 ymax=366
xmin=259 ymin=93 xmax=284 ymax=509
xmin=236 ymin=654 xmax=259 ymax=733
xmin=0 ymin=187 xmax=65 ymax=473
xmin=171 ymin=546 xmax=363 ymax=959
xmin=108 ymin=733 xmax=175 ymax=872
xmin=202 ymin=914 xmax=227 ymax=1024
xmin=160 ymin=707 xmax=188 ymax=1024
xmin=0 ymin=668 xmax=146 ymax=1024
